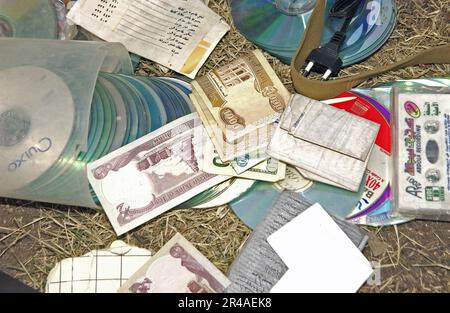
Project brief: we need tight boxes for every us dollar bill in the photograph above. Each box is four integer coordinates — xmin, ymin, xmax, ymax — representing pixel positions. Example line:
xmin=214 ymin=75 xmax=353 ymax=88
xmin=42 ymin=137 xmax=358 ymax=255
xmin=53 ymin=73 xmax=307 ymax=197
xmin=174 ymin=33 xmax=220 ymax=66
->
xmin=200 ymin=138 xmax=286 ymax=182
xmin=87 ymin=113 xmax=229 ymax=235
xmin=119 ymin=233 xmax=231 ymax=293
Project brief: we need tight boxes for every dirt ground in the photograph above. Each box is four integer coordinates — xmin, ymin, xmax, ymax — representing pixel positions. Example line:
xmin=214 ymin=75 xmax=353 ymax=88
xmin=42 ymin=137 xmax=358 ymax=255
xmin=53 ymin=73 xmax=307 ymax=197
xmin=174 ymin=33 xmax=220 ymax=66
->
xmin=0 ymin=0 xmax=449 ymax=292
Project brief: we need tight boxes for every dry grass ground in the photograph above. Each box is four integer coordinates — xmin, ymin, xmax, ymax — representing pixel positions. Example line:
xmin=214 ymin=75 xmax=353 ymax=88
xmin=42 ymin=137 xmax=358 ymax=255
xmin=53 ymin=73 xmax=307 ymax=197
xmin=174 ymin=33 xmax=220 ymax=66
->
xmin=0 ymin=0 xmax=449 ymax=292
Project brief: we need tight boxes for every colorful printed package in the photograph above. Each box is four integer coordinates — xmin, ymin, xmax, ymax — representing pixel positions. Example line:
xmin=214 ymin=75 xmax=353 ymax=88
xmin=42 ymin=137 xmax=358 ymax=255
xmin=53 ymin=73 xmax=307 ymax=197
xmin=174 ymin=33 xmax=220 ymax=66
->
xmin=392 ymin=86 xmax=450 ymax=221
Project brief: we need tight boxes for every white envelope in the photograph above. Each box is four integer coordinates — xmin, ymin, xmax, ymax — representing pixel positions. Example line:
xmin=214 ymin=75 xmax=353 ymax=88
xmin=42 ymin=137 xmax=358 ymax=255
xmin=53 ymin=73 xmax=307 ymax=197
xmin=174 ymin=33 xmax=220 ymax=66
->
xmin=268 ymin=94 xmax=379 ymax=191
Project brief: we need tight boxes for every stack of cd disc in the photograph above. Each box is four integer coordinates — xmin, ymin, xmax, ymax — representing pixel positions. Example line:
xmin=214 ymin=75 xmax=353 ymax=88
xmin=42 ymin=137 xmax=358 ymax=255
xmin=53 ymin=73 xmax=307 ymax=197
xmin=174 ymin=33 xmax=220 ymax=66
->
xmin=10 ymin=71 xmax=252 ymax=208
xmin=0 ymin=66 xmax=76 ymax=196
xmin=17 ymin=74 xmax=193 ymax=202
xmin=0 ymin=0 xmax=60 ymax=38
xmin=231 ymin=0 xmax=396 ymax=65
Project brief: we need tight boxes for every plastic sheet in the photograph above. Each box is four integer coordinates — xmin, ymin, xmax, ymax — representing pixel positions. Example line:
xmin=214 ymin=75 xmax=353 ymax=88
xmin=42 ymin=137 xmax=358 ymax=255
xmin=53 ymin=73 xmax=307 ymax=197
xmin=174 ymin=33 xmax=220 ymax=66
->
xmin=0 ymin=39 xmax=132 ymax=208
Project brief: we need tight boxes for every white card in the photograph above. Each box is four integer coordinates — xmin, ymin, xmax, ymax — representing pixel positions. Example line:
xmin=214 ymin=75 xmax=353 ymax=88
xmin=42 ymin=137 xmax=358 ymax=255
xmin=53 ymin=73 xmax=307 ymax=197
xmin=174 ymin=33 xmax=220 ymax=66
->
xmin=267 ymin=203 xmax=373 ymax=293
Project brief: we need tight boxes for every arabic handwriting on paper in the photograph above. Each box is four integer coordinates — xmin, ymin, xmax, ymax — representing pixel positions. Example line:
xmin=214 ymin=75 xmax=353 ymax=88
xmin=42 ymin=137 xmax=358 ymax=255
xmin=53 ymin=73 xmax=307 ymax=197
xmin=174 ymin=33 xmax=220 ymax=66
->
xmin=69 ymin=0 xmax=229 ymax=78
xmin=82 ymin=0 xmax=203 ymax=56
xmin=121 ymin=3 xmax=204 ymax=56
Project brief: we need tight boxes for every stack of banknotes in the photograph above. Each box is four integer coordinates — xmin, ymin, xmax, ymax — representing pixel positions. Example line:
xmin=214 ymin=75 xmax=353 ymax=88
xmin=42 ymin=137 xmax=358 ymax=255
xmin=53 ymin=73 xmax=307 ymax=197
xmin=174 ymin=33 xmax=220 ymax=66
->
xmin=88 ymin=50 xmax=293 ymax=235
xmin=190 ymin=49 xmax=290 ymax=181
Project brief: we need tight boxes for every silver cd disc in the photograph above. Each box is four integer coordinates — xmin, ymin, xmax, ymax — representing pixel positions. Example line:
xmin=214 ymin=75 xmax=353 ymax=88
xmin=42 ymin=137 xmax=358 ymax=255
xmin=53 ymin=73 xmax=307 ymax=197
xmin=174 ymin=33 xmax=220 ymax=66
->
xmin=0 ymin=66 xmax=75 ymax=191
xmin=193 ymin=178 xmax=255 ymax=209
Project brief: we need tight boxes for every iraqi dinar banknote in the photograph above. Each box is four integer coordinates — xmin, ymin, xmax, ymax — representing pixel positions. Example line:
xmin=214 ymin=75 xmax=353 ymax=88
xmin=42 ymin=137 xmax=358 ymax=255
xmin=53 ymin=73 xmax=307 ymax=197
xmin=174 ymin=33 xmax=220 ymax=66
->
xmin=87 ymin=113 xmax=228 ymax=235
xmin=119 ymin=233 xmax=231 ymax=293
xmin=190 ymin=88 xmax=275 ymax=161
xmin=191 ymin=49 xmax=290 ymax=142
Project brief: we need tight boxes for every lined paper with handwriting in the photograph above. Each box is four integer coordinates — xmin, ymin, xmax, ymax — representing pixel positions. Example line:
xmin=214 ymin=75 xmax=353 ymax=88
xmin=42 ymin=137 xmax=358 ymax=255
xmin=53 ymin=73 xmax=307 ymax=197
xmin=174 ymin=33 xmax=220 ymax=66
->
xmin=68 ymin=0 xmax=228 ymax=78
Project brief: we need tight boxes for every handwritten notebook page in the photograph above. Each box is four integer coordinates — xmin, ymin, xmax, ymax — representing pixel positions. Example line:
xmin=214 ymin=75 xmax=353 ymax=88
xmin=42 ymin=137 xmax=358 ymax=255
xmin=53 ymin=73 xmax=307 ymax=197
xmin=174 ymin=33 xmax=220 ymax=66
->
xmin=68 ymin=0 xmax=229 ymax=78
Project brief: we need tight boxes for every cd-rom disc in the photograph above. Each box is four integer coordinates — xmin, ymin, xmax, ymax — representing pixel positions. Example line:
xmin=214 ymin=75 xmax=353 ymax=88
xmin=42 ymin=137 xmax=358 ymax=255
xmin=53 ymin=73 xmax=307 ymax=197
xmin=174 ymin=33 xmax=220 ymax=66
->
xmin=0 ymin=66 xmax=75 ymax=191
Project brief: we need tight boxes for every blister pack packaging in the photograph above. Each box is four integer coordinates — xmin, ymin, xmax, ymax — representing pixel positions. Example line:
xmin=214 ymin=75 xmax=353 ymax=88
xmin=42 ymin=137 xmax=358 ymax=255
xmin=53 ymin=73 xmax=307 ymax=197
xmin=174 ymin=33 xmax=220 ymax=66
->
xmin=392 ymin=86 xmax=450 ymax=221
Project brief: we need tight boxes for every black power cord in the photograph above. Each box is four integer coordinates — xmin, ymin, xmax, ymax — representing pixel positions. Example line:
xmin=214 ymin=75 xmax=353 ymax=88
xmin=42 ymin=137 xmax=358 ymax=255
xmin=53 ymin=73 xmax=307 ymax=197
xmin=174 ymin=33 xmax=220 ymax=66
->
xmin=303 ymin=0 xmax=364 ymax=80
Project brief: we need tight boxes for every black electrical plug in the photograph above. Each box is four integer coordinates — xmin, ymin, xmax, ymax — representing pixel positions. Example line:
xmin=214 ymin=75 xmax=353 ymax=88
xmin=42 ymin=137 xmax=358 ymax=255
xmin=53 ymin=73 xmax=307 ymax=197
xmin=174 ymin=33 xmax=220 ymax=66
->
xmin=303 ymin=31 xmax=346 ymax=80
xmin=302 ymin=0 xmax=363 ymax=80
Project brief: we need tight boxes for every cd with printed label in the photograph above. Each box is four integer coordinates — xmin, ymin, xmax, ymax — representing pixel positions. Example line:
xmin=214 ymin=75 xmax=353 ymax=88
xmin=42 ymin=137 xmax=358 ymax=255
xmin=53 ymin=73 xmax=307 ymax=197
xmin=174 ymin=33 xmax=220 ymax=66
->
xmin=326 ymin=91 xmax=393 ymax=224
xmin=0 ymin=66 xmax=75 ymax=191
xmin=231 ymin=0 xmax=396 ymax=65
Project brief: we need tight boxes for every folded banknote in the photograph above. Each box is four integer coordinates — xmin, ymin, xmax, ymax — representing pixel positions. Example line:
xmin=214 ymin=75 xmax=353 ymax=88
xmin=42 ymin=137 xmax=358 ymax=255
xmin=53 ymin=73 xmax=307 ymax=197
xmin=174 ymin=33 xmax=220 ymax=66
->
xmin=192 ymin=49 xmax=290 ymax=142
xmin=190 ymin=50 xmax=290 ymax=161
xmin=200 ymin=138 xmax=286 ymax=182
xmin=190 ymin=89 xmax=275 ymax=161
